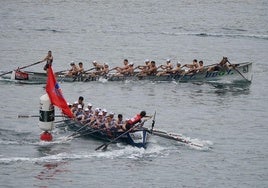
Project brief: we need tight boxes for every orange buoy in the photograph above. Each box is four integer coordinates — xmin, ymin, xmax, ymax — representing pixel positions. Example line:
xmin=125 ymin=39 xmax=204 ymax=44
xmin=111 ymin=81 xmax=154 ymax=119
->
xmin=40 ymin=131 xmax=53 ymax=141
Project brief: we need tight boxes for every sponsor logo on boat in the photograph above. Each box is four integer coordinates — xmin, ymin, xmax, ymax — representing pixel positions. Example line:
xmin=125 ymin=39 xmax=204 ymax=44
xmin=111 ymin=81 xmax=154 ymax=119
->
xmin=15 ymin=71 xmax=29 ymax=80
xmin=205 ymin=69 xmax=233 ymax=78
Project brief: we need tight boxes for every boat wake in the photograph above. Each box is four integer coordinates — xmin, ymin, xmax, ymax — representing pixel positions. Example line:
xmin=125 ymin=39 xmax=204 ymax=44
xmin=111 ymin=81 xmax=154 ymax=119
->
xmin=0 ymin=137 xmax=213 ymax=165
xmin=0 ymin=144 xmax=167 ymax=165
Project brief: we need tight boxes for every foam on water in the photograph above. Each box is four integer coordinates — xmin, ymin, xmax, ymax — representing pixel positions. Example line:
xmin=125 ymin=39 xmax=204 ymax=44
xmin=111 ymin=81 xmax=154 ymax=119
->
xmin=0 ymin=142 xmax=170 ymax=165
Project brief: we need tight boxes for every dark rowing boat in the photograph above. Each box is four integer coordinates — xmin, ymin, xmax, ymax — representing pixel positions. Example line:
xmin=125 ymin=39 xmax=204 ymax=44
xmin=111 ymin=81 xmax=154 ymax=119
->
xmin=64 ymin=119 xmax=149 ymax=148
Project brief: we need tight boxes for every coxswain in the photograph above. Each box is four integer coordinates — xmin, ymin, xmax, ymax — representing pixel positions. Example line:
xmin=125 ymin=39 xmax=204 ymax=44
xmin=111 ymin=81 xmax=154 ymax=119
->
xmin=122 ymin=111 xmax=151 ymax=130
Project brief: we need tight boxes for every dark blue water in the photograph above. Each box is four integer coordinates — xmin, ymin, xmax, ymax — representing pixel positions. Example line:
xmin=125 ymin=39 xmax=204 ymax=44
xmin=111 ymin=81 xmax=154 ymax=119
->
xmin=0 ymin=1 xmax=267 ymax=187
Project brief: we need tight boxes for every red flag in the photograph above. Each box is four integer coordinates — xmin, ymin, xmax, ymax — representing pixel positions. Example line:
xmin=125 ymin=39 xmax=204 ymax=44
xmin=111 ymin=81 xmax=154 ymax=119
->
xmin=46 ymin=66 xmax=74 ymax=118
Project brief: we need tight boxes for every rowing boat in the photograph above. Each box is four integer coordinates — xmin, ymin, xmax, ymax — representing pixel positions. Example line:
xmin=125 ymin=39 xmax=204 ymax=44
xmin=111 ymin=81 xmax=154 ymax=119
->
xmin=0 ymin=70 xmax=48 ymax=84
xmin=63 ymin=119 xmax=149 ymax=148
xmin=0 ymin=62 xmax=253 ymax=84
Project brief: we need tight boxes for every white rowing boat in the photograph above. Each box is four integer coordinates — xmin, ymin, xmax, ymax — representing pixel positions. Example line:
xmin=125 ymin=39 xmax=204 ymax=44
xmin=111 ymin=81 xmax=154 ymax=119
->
xmin=1 ymin=61 xmax=253 ymax=84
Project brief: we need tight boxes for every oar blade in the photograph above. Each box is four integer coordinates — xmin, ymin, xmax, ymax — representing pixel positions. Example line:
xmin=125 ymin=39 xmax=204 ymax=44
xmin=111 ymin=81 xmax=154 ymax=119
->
xmin=95 ymin=144 xmax=106 ymax=151
xmin=102 ymin=145 xmax=108 ymax=151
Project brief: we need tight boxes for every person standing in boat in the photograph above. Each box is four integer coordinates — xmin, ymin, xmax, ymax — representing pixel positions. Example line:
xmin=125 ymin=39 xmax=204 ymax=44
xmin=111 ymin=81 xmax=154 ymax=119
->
xmin=40 ymin=50 xmax=53 ymax=71
xmin=122 ymin=111 xmax=151 ymax=130
xmin=78 ymin=96 xmax=85 ymax=109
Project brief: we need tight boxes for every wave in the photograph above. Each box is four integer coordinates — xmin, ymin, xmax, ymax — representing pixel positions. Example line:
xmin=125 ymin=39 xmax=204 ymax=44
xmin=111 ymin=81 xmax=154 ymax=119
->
xmin=161 ymin=31 xmax=268 ymax=40
xmin=33 ymin=28 xmax=65 ymax=33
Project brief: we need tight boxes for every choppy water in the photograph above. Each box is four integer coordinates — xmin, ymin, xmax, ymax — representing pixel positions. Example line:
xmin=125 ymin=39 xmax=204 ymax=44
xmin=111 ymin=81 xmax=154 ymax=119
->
xmin=0 ymin=1 xmax=268 ymax=188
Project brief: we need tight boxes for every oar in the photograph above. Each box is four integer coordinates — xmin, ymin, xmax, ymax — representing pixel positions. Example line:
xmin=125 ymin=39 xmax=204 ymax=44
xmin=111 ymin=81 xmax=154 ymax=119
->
xmin=54 ymin=119 xmax=67 ymax=123
xmin=151 ymin=111 xmax=156 ymax=132
xmin=0 ymin=61 xmax=43 ymax=77
xmin=146 ymin=128 xmax=203 ymax=148
xmin=226 ymin=59 xmax=250 ymax=82
xmin=73 ymin=67 xmax=95 ymax=81
xmin=55 ymin=69 xmax=69 ymax=74
xmin=66 ymin=129 xmax=100 ymax=140
xmin=95 ymin=121 xmax=145 ymax=151
xmin=65 ymin=121 xmax=90 ymax=139
xmin=108 ymin=67 xmax=117 ymax=73
xmin=18 ymin=114 xmax=66 ymax=118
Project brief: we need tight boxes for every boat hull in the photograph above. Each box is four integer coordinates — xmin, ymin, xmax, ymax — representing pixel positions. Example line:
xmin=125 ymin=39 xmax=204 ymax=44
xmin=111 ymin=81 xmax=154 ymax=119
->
xmin=64 ymin=120 xmax=149 ymax=148
xmin=62 ymin=62 xmax=253 ymax=83
xmin=106 ymin=62 xmax=253 ymax=83
xmin=0 ymin=62 xmax=252 ymax=84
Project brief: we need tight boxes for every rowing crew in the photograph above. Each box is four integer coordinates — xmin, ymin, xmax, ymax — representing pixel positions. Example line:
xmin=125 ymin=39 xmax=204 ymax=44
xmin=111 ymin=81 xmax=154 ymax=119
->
xmin=63 ymin=57 xmax=232 ymax=79
xmin=68 ymin=96 xmax=151 ymax=134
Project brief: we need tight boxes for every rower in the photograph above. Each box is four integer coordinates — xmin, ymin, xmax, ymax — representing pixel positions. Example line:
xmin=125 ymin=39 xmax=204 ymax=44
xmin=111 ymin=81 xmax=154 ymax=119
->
xmin=115 ymin=114 xmax=125 ymax=131
xmin=77 ymin=62 xmax=84 ymax=74
xmin=146 ymin=61 xmax=158 ymax=75
xmin=114 ymin=59 xmax=129 ymax=75
xmin=89 ymin=61 xmax=105 ymax=77
xmin=102 ymin=109 xmax=108 ymax=117
xmin=81 ymin=108 xmax=92 ymax=124
xmin=93 ymin=111 xmax=106 ymax=129
xmin=71 ymin=101 xmax=79 ymax=114
xmin=207 ymin=57 xmax=230 ymax=72
xmin=99 ymin=63 xmax=109 ymax=76
xmin=182 ymin=59 xmax=198 ymax=72
xmin=92 ymin=60 xmax=104 ymax=71
xmin=87 ymin=103 xmax=94 ymax=114
xmin=66 ymin=62 xmax=79 ymax=76
xmin=75 ymin=104 xmax=84 ymax=121
xmin=135 ymin=59 xmax=150 ymax=76
xmin=105 ymin=113 xmax=117 ymax=132
xmin=156 ymin=59 xmax=174 ymax=76
xmin=172 ymin=62 xmax=184 ymax=74
xmin=117 ymin=62 xmax=134 ymax=76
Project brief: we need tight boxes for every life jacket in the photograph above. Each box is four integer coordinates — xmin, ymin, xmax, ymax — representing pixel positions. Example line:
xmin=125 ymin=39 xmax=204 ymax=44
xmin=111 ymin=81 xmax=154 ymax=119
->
xmin=127 ymin=114 xmax=142 ymax=125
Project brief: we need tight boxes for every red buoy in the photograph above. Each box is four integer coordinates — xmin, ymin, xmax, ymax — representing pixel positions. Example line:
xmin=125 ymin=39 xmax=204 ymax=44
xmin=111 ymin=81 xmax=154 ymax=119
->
xmin=40 ymin=131 xmax=53 ymax=141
